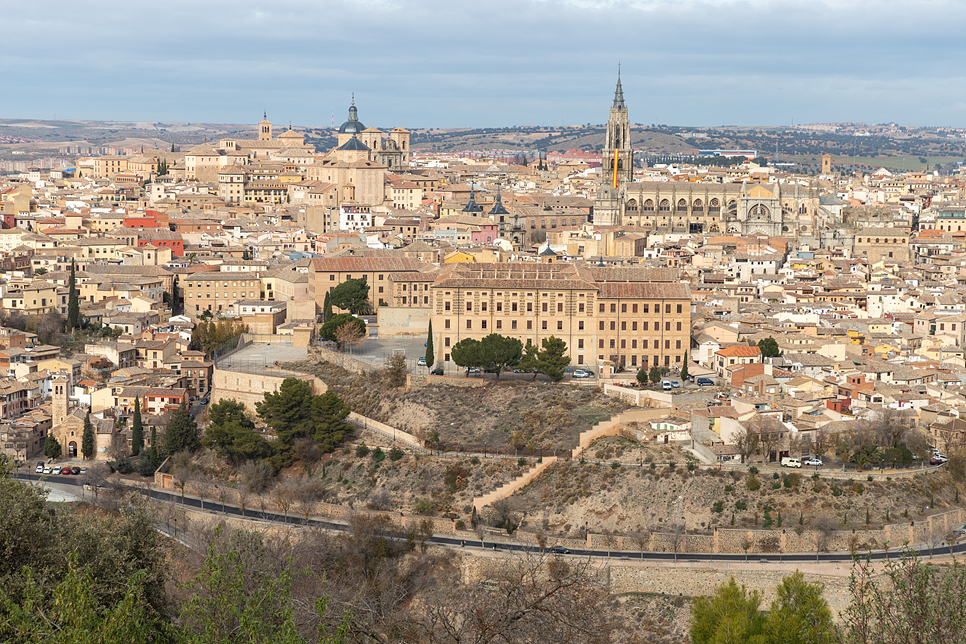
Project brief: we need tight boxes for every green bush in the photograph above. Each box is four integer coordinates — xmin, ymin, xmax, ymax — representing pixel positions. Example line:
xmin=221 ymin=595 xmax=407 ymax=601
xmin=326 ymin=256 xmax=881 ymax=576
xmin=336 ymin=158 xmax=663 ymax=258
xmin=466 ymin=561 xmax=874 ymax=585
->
xmin=771 ymin=481 xmax=781 ymax=490
xmin=356 ymin=444 xmax=370 ymax=458
xmin=388 ymin=447 xmax=404 ymax=461
xmin=724 ymin=484 xmax=734 ymax=493
xmin=371 ymin=447 xmax=385 ymax=462
xmin=469 ymin=456 xmax=480 ymax=465
xmin=712 ymin=501 xmax=724 ymax=513
xmin=735 ymin=500 xmax=748 ymax=511
xmin=413 ymin=498 xmax=433 ymax=514
xmin=455 ymin=519 xmax=466 ymax=529
xmin=518 ymin=457 xmax=527 ymax=467
xmin=746 ymin=475 xmax=761 ymax=491
xmin=749 ymin=466 xmax=759 ymax=475
xmin=831 ymin=484 xmax=842 ymax=497
xmin=773 ymin=473 xmax=780 ymax=480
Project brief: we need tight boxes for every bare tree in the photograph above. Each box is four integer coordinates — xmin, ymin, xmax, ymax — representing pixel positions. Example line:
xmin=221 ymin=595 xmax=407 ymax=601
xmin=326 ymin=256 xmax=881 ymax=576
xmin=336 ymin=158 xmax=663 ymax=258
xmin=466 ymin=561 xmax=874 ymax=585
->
xmin=236 ymin=484 xmax=251 ymax=519
xmin=630 ymin=531 xmax=650 ymax=560
xmin=384 ymin=353 xmax=408 ymax=388
xmin=741 ymin=536 xmax=753 ymax=562
xmin=732 ymin=424 xmax=760 ymax=464
xmin=415 ymin=549 xmax=612 ymax=644
xmin=668 ymin=524 xmax=687 ymax=562
xmin=812 ymin=515 xmax=837 ymax=560
xmin=273 ymin=480 xmax=296 ymax=522
xmin=296 ymin=477 xmax=326 ymax=523
xmin=171 ymin=465 xmax=191 ymax=505
xmin=335 ymin=321 xmax=365 ymax=352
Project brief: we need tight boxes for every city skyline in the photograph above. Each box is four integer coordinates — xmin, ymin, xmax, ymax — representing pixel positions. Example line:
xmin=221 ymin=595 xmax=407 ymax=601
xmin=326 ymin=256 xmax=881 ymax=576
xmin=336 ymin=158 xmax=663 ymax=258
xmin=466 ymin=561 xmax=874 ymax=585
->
xmin=3 ymin=0 xmax=966 ymax=129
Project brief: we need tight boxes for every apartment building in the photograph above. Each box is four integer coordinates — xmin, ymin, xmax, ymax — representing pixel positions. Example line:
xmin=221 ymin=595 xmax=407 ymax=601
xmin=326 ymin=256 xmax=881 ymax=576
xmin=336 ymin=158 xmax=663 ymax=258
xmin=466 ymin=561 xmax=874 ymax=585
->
xmin=308 ymin=256 xmax=432 ymax=311
xmin=183 ymin=271 xmax=264 ymax=317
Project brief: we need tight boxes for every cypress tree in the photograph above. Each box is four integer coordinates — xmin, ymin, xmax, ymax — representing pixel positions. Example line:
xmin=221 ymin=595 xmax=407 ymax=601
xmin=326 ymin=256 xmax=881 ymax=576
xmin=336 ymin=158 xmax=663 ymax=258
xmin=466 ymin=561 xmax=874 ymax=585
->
xmin=81 ymin=412 xmax=95 ymax=460
xmin=323 ymin=291 xmax=333 ymax=324
xmin=681 ymin=351 xmax=689 ymax=381
xmin=425 ymin=321 xmax=434 ymax=367
xmin=149 ymin=426 xmax=159 ymax=468
xmin=131 ymin=396 xmax=143 ymax=456
xmin=44 ymin=433 xmax=62 ymax=460
xmin=67 ymin=259 xmax=79 ymax=331
xmin=165 ymin=400 xmax=200 ymax=455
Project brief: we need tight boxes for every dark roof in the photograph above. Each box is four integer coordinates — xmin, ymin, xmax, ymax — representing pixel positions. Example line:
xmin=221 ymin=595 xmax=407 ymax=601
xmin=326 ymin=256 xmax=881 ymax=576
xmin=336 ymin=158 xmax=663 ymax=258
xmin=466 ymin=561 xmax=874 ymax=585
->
xmin=462 ymin=187 xmax=484 ymax=214
xmin=613 ymin=72 xmax=625 ymax=109
xmin=337 ymin=135 xmax=370 ymax=152
xmin=338 ymin=102 xmax=366 ymax=134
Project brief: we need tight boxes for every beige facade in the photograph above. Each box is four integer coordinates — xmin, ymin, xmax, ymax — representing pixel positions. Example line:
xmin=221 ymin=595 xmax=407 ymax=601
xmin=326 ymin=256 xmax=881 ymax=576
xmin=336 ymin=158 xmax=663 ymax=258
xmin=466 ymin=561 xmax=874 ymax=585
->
xmin=183 ymin=272 xmax=264 ymax=317
xmin=431 ymin=263 xmax=691 ymax=370
xmin=852 ymin=227 xmax=911 ymax=263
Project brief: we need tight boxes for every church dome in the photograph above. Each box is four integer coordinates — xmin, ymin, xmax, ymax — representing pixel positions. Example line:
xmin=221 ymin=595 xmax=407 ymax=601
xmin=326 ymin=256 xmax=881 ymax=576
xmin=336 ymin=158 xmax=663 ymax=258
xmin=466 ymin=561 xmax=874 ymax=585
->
xmin=338 ymin=101 xmax=366 ymax=134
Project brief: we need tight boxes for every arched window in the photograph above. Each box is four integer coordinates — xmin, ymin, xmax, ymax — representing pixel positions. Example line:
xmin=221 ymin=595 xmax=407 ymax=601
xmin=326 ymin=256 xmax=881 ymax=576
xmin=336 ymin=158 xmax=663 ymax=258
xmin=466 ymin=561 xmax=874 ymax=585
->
xmin=643 ymin=199 xmax=654 ymax=211
xmin=677 ymin=199 xmax=688 ymax=212
xmin=708 ymin=198 xmax=720 ymax=214
xmin=626 ymin=199 xmax=638 ymax=212
xmin=659 ymin=199 xmax=670 ymax=212
xmin=693 ymin=199 xmax=704 ymax=212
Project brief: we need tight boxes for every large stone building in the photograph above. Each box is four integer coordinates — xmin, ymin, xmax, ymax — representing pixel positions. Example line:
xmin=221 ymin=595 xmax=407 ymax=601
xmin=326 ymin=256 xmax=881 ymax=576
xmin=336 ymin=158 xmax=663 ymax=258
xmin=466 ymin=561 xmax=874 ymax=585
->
xmin=592 ymin=75 xmax=821 ymax=237
xmin=430 ymin=262 xmax=690 ymax=371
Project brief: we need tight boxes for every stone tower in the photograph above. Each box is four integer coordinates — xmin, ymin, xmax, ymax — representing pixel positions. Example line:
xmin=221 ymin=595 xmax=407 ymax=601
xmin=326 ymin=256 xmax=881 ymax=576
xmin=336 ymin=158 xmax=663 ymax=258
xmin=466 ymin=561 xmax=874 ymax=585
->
xmin=602 ymin=71 xmax=633 ymax=188
xmin=821 ymin=154 xmax=832 ymax=175
xmin=258 ymin=113 xmax=273 ymax=141
xmin=52 ymin=373 xmax=69 ymax=428
xmin=596 ymin=71 xmax=633 ymax=227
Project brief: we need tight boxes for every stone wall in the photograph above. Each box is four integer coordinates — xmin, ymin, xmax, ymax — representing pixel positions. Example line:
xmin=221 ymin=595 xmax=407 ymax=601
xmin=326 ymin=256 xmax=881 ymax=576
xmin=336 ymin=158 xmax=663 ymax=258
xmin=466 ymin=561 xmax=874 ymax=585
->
xmin=312 ymin=346 xmax=377 ymax=375
xmin=347 ymin=411 xmax=423 ymax=451
xmin=376 ymin=306 xmax=431 ymax=336
xmin=210 ymin=368 xmax=322 ymax=414
xmin=426 ymin=374 xmax=487 ymax=388
xmin=571 ymin=409 xmax=670 ymax=458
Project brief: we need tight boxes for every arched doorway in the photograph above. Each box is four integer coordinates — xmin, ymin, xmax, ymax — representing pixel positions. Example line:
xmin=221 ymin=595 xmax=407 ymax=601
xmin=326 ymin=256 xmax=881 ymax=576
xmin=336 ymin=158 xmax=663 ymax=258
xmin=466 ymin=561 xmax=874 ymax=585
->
xmin=68 ymin=441 xmax=77 ymax=458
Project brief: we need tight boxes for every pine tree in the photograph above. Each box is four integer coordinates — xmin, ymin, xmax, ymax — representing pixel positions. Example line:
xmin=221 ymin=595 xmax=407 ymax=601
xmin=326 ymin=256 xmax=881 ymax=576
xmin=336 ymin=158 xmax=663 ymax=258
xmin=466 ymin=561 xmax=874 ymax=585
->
xmin=66 ymin=259 xmax=79 ymax=331
xmin=149 ymin=426 xmax=159 ymax=468
xmin=681 ymin=351 xmax=689 ymax=381
xmin=81 ymin=412 xmax=95 ymax=460
xmin=169 ymin=277 xmax=178 ymax=314
xmin=44 ymin=433 xmax=62 ymax=460
xmin=131 ymin=396 xmax=143 ymax=456
xmin=165 ymin=400 xmax=200 ymax=455
xmin=425 ymin=321 xmax=434 ymax=367
xmin=323 ymin=291 xmax=333 ymax=323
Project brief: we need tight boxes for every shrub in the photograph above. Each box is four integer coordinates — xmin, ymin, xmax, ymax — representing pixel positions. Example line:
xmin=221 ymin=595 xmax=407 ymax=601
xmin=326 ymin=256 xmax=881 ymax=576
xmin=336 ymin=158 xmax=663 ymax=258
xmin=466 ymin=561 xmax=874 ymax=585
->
xmin=724 ymin=484 xmax=734 ymax=493
xmin=371 ymin=447 xmax=385 ymax=462
xmin=749 ymin=466 xmax=759 ymax=475
xmin=455 ymin=519 xmax=466 ymax=529
xmin=735 ymin=500 xmax=748 ymax=511
xmin=469 ymin=456 xmax=480 ymax=465
xmin=773 ymin=473 xmax=780 ymax=480
xmin=831 ymin=484 xmax=842 ymax=497
xmin=852 ymin=482 xmax=864 ymax=495
xmin=668 ymin=461 xmax=676 ymax=470
xmin=763 ymin=506 xmax=774 ymax=529
xmin=746 ymin=475 xmax=761 ymax=491
xmin=388 ymin=447 xmax=404 ymax=461
xmin=812 ymin=472 xmax=820 ymax=481
xmin=786 ymin=472 xmax=801 ymax=488
xmin=518 ymin=457 xmax=527 ymax=467
xmin=414 ymin=498 xmax=433 ymax=514
xmin=356 ymin=443 xmax=370 ymax=458
xmin=649 ymin=463 xmax=656 ymax=470
xmin=712 ymin=501 xmax=724 ymax=513
xmin=611 ymin=462 xmax=620 ymax=470
xmin=771 ymin=481 xmax=781 ymax=490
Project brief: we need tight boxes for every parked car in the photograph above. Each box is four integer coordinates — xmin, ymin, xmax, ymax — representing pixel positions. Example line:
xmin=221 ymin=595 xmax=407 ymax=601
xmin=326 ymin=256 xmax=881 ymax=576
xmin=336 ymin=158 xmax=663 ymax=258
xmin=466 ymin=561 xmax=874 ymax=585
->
xmin=780 ymin=457 xmax=802 ymax=468
xmin=671 ymin=380 xmax=682 ymax=389
xmin=43 ymin=466 xmax=52 ymax=475
xmin=61 ymin=466 xmax=72 ymax=475
xmin=417 ymin=356 xmax=427 ymax=366
xmin=930 ymin=456 xmax=948 ymax=466
xmin=465 ymin=367 xmax=481 ymax=374
xmin=661 ymin=380 xmax=672 ymax=391
xmin=430 ymin=367 xmax=444 ymax=376
xmin=80 ymin=467 xmax=87 ymax=475
xmin=51 ymin=466 xmax=62 ymax=475
xmin=549 ymin=545 xmax=571 ymax=555
xmin=572 ymin=368 xmax=593 ymax=379
xmin=803 ymin=458 xmax=823 ymax=467
xmin=71 ymin=466 xmax=81 ymax=475
xmin=35 ymin=464 xmax=44 ymax=473
xmin=696 ymin=377 xmax=715 ymax=386
xmin=200 ymin=398 xmax=208 ymax=405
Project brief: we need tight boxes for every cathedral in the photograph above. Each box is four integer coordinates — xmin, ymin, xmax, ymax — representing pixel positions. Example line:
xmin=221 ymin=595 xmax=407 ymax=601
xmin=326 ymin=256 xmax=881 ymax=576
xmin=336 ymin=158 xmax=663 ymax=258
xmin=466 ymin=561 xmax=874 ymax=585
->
xmin=593 ymin=75 xmax=821 ymax=238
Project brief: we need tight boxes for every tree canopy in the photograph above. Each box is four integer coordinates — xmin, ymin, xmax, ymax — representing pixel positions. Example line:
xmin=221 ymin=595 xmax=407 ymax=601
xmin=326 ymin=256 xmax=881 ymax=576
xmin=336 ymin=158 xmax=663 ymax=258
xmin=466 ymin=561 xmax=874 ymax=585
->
xmin=131 ymin=397 xmax=143 ymax=456
xmin=255 ymin=378 xmax=353 ymax=468
xmin=191 ymin=319 xmax=248 ymax=356
xmin=758 ymin=337 xmax=781 ymax=358
xmin=518 ymin=336 xmax=570 ymax=382
xmin=165 ymin=400 xmax=200 ymax=455
xmin=319 ymin=314 xmax=366 ymax=347
xmin=451 ymin=334 xmax=523 ymax=378
xmin=329 ymin=278 xmax=371 ymax=315
xmin=202 ymin=399 xmax=271 ymax=465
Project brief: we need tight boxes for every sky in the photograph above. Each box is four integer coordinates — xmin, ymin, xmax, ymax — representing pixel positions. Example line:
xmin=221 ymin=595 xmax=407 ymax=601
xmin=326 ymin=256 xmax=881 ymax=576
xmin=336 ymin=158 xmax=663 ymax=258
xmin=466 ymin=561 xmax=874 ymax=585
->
xmin=3 ymin=0 xmax=966 ymax=130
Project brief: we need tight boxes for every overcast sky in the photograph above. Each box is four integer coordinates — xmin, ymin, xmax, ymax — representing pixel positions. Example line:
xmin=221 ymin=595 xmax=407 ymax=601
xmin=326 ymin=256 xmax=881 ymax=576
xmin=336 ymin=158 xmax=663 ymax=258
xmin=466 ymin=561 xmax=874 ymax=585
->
xmin=3 ymin=0 xmax=965 ymax=129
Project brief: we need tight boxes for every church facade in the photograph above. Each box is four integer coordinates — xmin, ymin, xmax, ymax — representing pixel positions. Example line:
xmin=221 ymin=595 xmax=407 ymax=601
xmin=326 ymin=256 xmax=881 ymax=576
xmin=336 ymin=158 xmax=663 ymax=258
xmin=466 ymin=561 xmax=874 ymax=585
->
xmin=593 ymin=75 xmax=821 ymax=237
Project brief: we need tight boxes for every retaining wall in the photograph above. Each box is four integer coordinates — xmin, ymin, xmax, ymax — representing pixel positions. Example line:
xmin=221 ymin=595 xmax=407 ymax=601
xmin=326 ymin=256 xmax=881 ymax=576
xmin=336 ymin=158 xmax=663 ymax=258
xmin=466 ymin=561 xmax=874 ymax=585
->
xmin=347 ymin=411 xmax=423 ymax=451
xmin=312 ymin=346 xmax=377 ymax=375
xmin=210 ymin=368 xmax=322 ymax=414
xmin=473 ymin=456 xmax=558 ymax=513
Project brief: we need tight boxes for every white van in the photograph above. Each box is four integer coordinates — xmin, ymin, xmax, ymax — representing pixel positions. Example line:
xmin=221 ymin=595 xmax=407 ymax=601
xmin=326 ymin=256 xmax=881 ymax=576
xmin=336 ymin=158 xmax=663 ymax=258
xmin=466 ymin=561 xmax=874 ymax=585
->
xmin=661 ymin=380 xmax=672 ymax=391
xmin=780 ymin=457 xmax=802 ymax=468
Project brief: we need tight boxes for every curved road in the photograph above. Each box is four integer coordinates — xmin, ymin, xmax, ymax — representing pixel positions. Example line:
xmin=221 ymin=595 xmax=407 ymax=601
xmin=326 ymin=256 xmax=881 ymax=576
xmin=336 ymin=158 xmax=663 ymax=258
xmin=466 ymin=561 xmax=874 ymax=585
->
xmin=14 ymin=472 xmax=965 ymax=564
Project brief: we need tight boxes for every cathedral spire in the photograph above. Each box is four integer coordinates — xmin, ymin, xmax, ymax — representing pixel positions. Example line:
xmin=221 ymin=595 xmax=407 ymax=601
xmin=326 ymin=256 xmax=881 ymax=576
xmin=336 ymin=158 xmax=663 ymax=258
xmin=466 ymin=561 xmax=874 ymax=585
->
xmin=613 ymin=66 xmax=625 ymax=109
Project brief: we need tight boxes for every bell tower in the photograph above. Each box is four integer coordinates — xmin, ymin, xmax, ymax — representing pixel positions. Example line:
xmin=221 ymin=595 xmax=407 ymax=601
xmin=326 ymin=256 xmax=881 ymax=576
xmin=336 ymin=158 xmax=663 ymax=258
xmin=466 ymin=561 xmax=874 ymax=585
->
xmin=602 ymin=69 xmax=633 ymax=188
xmin=52 ymin=374 xmax=69 ymax=428
xmin=258 ymin=112 xmax=272 ymax=141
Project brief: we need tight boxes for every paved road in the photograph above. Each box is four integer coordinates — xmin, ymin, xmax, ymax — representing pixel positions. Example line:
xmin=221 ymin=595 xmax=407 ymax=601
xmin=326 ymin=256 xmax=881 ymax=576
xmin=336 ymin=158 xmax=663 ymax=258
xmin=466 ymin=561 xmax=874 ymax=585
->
xmin=14 ymin=473 xmax=963 ymax=564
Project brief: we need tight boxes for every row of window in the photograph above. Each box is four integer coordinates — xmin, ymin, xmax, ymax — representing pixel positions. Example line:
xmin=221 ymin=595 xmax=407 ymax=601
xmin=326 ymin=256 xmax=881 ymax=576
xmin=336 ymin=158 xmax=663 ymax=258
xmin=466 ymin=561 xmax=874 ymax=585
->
xmin=187 ymin=292 xmax=253 ymax=299
xmin=186 ymin=281 xmax=259 ymax=289
xmin=600 ymin=320 xmax=683 ymax=332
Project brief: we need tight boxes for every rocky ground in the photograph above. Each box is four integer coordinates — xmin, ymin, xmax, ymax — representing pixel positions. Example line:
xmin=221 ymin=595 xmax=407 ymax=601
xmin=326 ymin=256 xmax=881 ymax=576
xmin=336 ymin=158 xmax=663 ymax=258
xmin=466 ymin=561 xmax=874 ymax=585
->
xmin=283 ymin=360 xmax=630 ymax=452
xmin=507 ymin=439 xmax=963 ymax=538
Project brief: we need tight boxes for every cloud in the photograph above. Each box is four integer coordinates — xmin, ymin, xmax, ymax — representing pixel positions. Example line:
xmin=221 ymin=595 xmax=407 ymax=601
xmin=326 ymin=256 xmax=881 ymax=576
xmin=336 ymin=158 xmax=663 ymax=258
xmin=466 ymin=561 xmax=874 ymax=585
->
xmin=1 ymin=0 xmax=965 ymax=127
